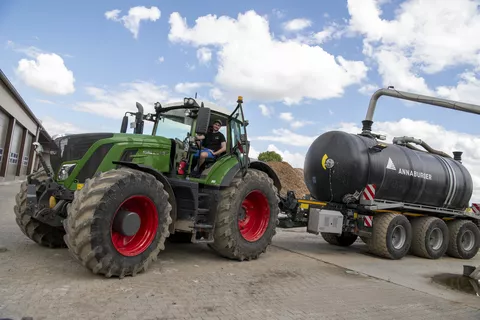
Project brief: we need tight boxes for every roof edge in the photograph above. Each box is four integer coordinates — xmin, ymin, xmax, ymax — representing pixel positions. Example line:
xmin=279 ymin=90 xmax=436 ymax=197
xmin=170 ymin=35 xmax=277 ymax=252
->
xmin=0 ymin=68 xmax=53 ymax=143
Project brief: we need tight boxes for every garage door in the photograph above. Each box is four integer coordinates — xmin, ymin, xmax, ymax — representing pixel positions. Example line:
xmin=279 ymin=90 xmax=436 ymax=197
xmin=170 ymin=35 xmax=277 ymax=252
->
xmin=20 ymin=133 xmax=33 ymax=176
xmin=0 ymin=110 xmax=9 ymax=172
xmin=6 ymin=123 xmax=23 ymax=178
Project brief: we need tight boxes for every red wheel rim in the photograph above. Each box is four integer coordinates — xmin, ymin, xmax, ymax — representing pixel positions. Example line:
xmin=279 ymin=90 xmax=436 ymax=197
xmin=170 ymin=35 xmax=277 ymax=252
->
xmin=111 ymin=195 xmax=158 ymax=256
xmin=238 ymin=190 xmax=270 ymax=242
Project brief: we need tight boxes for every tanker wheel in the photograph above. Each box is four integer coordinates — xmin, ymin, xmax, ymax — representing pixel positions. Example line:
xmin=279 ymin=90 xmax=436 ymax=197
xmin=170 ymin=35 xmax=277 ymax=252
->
xmin=445 ymin=219 xmax=480 ymax=259
xmin=410 ymin=216 xmax=449 ymax=259
xmin=360 ymin=236 xmax=370 ymax=245
xmin=321 ymin=232 xmax=358 ymax=247
xmin=63 ymin=167 xmax=172 ymax=278
xmin=368 ymin=213 xmax=412 ymax=260
xmin=208 ymin=169 xmax=279 ymax=261
xmin=13 ymin=168 xmax=66 ymax=248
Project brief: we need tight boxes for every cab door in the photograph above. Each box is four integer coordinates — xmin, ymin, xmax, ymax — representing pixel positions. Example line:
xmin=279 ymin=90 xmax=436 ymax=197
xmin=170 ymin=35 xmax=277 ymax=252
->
xmin=229 ymin=98 xmax=249 ymax=171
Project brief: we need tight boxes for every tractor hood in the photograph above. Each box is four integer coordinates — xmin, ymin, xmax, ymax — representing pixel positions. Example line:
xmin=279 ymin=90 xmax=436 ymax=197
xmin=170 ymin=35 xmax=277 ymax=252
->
xmin=51 ymin=133 xmax=115 ymax=173
xmin=50 ymin=132 xmax=173 ymax=174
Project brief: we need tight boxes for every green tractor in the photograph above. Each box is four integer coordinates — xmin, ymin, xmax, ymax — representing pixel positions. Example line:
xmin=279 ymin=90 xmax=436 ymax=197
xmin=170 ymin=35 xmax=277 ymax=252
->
xmin=13 ymin=96 xmax=282 ymax=278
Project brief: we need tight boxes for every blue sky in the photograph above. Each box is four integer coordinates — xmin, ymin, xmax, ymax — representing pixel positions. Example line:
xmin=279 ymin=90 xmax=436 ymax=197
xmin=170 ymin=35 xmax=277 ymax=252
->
xmin=2 ymin=0 xmax=480 ymax=187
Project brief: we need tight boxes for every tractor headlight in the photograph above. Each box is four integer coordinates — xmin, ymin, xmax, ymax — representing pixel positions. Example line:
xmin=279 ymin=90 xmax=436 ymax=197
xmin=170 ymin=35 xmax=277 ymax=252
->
xmin=57 ymin=163 xmax=76 ymax=180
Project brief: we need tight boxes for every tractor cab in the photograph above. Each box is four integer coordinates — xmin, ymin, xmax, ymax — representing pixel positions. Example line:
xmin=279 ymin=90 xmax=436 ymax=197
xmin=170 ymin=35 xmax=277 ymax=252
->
xmin=120 ymin=96 xmax=250 ymax=179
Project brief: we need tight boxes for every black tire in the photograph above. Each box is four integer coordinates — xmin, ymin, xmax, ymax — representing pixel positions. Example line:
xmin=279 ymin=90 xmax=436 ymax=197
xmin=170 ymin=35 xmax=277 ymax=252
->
xmin=368 ymin=213 xmax=412 ymax=259
xmin=321 ymin=232 xmax=358 ymax=246
xmin=410 ymin=216 xmax=449 ymax=259
xmin=167 ymin=232 xmax=192 ymax=243
xmin=63 ymin=167 xmax=172 ymax=278
xmin=446 ymin=219 xmax=480 ymax=259
xmin=360 ymin=236 xmax=370 ymax=245
xmin=208 ymin=169 xmax=279 ymax=261
xmin=13 ymin=168 xmax=66 ymax=248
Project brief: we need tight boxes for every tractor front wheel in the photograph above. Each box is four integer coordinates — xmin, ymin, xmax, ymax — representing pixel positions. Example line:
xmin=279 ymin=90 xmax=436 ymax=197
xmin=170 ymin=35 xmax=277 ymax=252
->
xmin=209 ymin=169 xmax=279 ymax=261
xmin=63 ymin=167 xmax=172 ymax=278
xmin=14 ymin=168 xmax=66 ymax=248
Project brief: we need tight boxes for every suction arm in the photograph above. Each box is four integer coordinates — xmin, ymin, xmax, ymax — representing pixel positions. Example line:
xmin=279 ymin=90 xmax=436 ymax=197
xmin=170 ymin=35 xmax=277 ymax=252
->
xmin=362 ymin=87 xmax=480 ymax=133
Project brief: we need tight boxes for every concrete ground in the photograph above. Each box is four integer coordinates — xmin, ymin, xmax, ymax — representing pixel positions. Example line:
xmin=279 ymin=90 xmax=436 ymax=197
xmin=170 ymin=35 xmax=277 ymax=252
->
xmin=0 ymin=182 xmax=479 ymax=320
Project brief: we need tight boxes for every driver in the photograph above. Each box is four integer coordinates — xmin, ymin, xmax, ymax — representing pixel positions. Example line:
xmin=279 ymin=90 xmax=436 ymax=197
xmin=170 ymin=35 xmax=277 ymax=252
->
xmin=194 ymin=119 xmax=226 ymax=170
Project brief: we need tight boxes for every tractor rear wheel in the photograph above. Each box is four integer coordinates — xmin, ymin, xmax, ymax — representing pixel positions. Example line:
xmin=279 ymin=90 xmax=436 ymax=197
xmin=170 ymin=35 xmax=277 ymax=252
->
xmin=63 ymin=167 xmax=172 ymax=278
xmin=208 ymin=169 xmax=279 ymax=261
xmin=13 ymin=168 xmax=66 ymax=248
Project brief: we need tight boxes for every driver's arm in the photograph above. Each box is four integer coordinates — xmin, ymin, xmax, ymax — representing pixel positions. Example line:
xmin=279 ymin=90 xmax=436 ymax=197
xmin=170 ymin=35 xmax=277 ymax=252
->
xmin=214 ymin=141 xmax=226 ymax=156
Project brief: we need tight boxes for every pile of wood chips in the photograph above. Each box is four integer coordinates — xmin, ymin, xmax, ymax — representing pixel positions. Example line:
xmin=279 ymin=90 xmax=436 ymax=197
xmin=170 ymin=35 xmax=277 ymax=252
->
xmin=266 ymin=161 xmax=310 ymax=198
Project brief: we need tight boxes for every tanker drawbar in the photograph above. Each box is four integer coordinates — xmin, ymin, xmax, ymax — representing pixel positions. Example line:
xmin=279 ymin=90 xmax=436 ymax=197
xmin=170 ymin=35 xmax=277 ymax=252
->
xmin=304 ymin=130 xmax=473 ymax=210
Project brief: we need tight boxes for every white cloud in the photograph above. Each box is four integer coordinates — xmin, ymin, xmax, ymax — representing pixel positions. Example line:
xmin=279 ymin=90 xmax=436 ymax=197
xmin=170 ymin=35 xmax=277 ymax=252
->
xmin=168 ymin=10 xmax=368 ymax=105
xmin=74 ymin=81 xmax=177 ymax=119
xmin=196 ymin=47 xmax=212 ymax=64
xmin=36 ymin=99 xmax=55 ymax=105
xmin=16 ymin=53 xmax=75 ymax=95
xmin=105 ymin=6 xmax=161 ymax=39
xmin=258 ymin=104 xmax=273 ymax=117
xmin=435 ymin=71 xmax=480 ymax=105
xmin=157 ymin=56 xmax=165 ymax=63
xmin=358 ymin=83 xmax=378 ymax=95
xmin=272 ymin=9 xmax=286 ymax=19
xmin=40 ymin=116 xmax=85 ymax=137
xmin=249 ymin=145 xmax=260 ymax=159
xmin=347 ymin=0 xmax=480 ymax=96
xmin=209 ymin=87 xmax=223 ymax=101
xmin=279 ymin=112 xmax=294 ymax=121
xmin=174 ymin=82 xmax=211 ymax=95
xmin=283 ymin=18 xmax=312 ymax=31
xmin=267 ymin=144 xmax=305 ymax=168
xmin=251 ymin=128 xmax=316 ymax=147
xmin=279 ymin=112 xmax=314 ymax=129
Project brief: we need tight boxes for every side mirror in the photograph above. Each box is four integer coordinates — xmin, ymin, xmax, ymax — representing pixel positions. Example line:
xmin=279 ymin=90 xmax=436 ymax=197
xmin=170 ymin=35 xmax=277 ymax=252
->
xmin=195 ymin=107 xmax=211 ymax=135
xmin=240 ymin=133 xmax=247 ymax=144
xmin=120 ymin=115 xmax=128 ymax=133
xmin=244 ymin=120 xmax=249 ymax=127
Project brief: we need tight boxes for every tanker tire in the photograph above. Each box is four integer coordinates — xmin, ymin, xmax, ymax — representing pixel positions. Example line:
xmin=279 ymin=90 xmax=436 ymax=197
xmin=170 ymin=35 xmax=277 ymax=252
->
xmin=208 ymin=169 xmax=279 ymax=261
xmin=369 ymin=213 xmax=412 ymax=260
xmin=360 ymin=236 xmax=370 ymax=245
xmin=63 ymin=167 xmax=172 ymax=278
xmin=446 ymin=219 xmax=480 ymax=259
xmin=321 ymin=232 xmax=358 ymax=246
xmin=410 ymin=216 xmax=449 ymax=259
xmin=13 ymin=168 xmax=66 ymax=248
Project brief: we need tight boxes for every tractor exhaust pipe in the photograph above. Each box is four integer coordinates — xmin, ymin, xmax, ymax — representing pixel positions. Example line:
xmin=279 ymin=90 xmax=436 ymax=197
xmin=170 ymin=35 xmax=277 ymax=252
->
xmin=134 ymin=102 xmax=145 ymax=134
xmin=362 ymin=87 xmax=480 ymax=134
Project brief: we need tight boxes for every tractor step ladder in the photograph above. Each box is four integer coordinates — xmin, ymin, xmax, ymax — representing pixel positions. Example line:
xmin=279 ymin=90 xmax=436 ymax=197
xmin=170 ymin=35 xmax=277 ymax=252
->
xmin=192 ymin=192 xmax=215 ymax=243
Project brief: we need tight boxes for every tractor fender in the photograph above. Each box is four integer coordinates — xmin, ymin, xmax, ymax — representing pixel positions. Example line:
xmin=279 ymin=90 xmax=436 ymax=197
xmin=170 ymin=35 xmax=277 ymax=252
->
xmin=220 ymin=159 xmax=282 ymax=193
xmin=112 ymin=161 xmax=177 ymax=233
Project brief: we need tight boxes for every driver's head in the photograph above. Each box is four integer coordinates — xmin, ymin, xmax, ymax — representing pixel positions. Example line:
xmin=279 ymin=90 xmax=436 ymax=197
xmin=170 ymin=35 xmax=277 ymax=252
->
xmin=212 ymin=119 xmax=222 ymax=132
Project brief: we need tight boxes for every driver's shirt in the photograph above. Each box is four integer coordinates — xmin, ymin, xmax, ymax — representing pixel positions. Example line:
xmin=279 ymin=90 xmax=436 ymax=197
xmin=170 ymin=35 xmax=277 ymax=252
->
xmin=203 ymin=131 xmax=226 ymax=152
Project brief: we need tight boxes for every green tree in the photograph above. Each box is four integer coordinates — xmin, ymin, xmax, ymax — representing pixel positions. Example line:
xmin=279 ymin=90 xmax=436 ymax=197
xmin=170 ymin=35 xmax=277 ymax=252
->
xmin=258 ymin=150 xmax=283 ymax=162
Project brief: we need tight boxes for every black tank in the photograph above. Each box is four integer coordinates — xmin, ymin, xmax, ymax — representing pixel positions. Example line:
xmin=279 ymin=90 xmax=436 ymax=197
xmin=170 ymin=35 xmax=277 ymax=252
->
xmin=303 ymin=131 xmax=473 ymax=210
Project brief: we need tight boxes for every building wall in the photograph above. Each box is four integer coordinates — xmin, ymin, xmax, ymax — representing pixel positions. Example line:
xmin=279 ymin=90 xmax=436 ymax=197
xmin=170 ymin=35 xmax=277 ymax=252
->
xmin=0 ymin=80 xmax=37 ymax=134
xmin=0 ymin=110 xmax=8 ymax=165
xmin=0 ymin=71 xmax=50 ymax=182
xmin=5 ymin=122 xmax=23 ymax=179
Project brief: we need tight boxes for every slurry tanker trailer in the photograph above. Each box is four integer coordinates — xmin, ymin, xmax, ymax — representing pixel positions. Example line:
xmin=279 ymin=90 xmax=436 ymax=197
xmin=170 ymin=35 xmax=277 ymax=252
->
xmin=280 ymin=87 xmax=480 ymax=260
